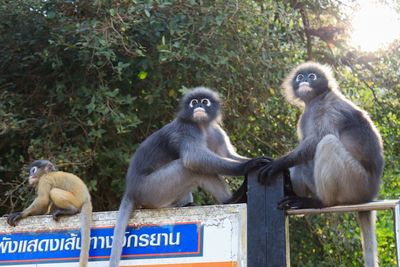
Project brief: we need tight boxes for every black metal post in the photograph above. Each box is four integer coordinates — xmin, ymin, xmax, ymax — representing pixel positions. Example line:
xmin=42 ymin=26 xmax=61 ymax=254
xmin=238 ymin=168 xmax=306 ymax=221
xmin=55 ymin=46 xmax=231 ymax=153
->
xmin=247 ymin=171 xmax=289 ymax=267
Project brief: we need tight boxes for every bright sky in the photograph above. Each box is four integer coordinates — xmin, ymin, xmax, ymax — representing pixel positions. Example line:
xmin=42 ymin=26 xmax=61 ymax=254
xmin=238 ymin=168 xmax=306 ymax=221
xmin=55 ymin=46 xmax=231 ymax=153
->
xmin=349 ymin=0 xmax=400 ymax=52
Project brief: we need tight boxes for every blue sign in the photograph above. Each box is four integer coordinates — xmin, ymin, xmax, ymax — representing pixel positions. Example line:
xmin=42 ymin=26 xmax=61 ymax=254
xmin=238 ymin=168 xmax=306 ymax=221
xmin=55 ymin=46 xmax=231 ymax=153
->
xmin=0 ymin=222 xmax=203 ymax=265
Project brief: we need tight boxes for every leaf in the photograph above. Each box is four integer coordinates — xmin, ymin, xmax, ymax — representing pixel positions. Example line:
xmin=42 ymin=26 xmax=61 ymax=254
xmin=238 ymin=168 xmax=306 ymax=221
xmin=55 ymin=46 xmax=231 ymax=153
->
xmin=215 ymin=15 xmax=224 ymax=26
xmin=138 ymin=71 xmax=148 ymax=80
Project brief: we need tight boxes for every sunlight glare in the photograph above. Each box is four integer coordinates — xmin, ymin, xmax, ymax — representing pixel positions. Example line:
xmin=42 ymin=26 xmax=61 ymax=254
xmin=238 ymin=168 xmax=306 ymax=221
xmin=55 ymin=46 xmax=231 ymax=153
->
xmin=350 ymin=1 xmax=400 ymax=52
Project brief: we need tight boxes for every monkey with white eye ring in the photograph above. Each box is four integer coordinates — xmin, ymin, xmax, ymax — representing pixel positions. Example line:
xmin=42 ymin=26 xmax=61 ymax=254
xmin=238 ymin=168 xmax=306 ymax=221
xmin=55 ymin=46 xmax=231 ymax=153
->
xmin=7 ymin=160 xmax=92 ymax=267
xmin=108 ymin=86 xmax=269 ymax=267
xmin=255 ymin=62 xmax=384 ymax=267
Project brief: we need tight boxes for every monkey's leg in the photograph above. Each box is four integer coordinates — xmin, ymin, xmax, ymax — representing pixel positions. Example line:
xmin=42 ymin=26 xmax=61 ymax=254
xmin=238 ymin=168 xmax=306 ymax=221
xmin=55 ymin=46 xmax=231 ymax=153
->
xmin=290 ymin=163 xmax=315 ymax=197
xmin=49 ymin=188 xmax=80 ymax=220
xmin=197 ymin=175 xmax=231 ymax=204
xmin=172 ymin=192 xmax=194 ymax=207
xmin=314 ymin=134 xmax=377 ymax=267
xmin=135 ymin=160 xmax=204 ymax=208
xmin=314 ymin=134 xmax=371 ymax=206
xmin=278 ymin=163 xmax=324 ymax=209
xmin=283 ymin=169 xmax=295 ymax=197
xmin=225 ymin=177 xmax=247 ymax=204
xmin=50 ymin=208 xmax=80 ymax=221
xmin=111 ymin=160 xmax=198 ymax=267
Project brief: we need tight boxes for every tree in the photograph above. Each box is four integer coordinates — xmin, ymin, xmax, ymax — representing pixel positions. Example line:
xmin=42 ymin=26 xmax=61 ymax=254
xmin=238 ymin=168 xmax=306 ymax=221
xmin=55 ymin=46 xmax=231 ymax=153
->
xmin=1 ymin=0 xmax=399 ymax=265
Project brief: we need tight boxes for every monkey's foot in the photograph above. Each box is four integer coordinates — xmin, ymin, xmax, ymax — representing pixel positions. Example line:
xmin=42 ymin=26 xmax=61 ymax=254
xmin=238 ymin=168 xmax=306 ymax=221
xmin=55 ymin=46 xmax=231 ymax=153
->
xmin=51 ymin=209 xmax=78 ymax=221
xmin=278 ymin=196 xmax=323 ymax=210
xmin=183 ymin=202 xmax=196 ymax=207
xmin=52 ymin=211 xmax=62 ymax=221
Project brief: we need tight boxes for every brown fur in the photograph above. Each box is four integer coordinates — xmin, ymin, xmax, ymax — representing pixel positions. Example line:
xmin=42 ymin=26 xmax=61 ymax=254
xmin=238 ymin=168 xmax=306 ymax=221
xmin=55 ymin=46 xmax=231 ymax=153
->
xmin=8 ymin=167 xmax=92 ymax=267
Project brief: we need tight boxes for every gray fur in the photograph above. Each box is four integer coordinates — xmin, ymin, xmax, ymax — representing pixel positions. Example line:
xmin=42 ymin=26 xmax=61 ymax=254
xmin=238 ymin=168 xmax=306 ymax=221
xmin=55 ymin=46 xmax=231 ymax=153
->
xmin=29 ymin=160 xmax=57 ymax=172
xmin=282 ymin=62 xmax=383 ymax=267
xmin=109 ymin=86 xmax=249 ymax=267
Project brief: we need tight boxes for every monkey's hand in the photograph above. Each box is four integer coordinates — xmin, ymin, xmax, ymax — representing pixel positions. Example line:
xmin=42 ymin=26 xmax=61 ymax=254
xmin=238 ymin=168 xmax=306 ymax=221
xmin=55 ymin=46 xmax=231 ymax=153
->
xmin=7 ymin=212 xmax=22 ymax=227
xmin=257 ymin=158 xmax=288 ymax=185
xmin=242 ymin=156 xmax=273 ymax=175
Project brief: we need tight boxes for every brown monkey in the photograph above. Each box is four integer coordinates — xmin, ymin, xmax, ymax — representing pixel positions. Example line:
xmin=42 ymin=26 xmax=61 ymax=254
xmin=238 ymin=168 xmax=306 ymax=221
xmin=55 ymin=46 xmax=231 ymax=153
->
xmin=7 ymin=160 xmax=92 ymax=267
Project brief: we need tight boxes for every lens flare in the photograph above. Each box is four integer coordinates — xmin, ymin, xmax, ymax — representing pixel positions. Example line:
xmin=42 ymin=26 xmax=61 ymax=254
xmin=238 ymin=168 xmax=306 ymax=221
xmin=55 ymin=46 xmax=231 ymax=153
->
xmin=349 ymin=1 xmax=400 ymax=52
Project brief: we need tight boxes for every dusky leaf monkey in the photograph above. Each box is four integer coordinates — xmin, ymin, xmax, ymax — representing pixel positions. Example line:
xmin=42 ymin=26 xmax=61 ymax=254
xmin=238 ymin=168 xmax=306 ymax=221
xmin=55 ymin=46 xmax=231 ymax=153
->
xmin=256 ymin=62 xmax=384 ymax=267
xmin=7 ymin=160 xmax=93 ymax=267
xmin=109 ymin=87 xmax=268 ymax=267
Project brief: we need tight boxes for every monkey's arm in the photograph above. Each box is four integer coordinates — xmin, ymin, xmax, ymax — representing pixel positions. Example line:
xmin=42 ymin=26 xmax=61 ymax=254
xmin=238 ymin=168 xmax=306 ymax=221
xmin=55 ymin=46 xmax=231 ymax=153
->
xmin=280 ymin=135 xmax=319 ymax=166
xmin=180 ymin=136 xmax=250 ymax=176
xmin=182 ymin=148 xmax=243 ymax=176
xmin=7 ymin=181 xmax=51 ymax=226
xmin=22 ymin=195 xmax=50 ymax=216
xmin=212 ymin=125 xmax=249 ymax=162
xmin=258 ymin=135 xmax=319 ymax=184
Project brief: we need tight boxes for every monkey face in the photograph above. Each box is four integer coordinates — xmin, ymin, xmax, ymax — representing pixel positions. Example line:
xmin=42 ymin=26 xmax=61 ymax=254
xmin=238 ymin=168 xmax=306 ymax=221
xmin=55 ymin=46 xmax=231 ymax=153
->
xmin=178 ymin=87 xmax=221 ymax=123
xmin=27 ymin=160 xmax=57 ymax=186
xmin=28 ymin=166 xmax=41 ymax=185
xmin=291 ymin=67 xmax=329 ymax=101
xmin=189 ymin=98 xmax=213 ymax=121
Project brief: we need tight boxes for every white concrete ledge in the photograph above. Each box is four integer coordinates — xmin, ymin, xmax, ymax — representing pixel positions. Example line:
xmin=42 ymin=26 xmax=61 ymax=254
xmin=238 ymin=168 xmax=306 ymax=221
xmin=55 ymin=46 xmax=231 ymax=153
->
xmin=1 ymin=204 xmax=246 ymax=231
xmin=0 ymin=204 xmax=247 ymax=267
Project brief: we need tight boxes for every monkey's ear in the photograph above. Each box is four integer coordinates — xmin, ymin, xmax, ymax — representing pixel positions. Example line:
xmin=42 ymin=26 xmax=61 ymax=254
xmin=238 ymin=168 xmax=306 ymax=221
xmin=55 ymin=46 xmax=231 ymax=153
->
xmin=44 ymin=163 xmax=57 ymax=172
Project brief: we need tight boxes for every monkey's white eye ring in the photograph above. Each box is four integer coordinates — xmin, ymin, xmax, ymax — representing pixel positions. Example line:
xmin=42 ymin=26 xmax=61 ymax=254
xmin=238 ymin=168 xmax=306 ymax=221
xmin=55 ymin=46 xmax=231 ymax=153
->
xmin=308 ymin=73 xmax=317 ymax=80
xmin=201 ymin=98 xmax=211 ymax=106
xmin=30 ymin=166 xmax=38 ymax=176
xmin=189 ymin=99 xmax=198 ymax=108
xmin=296 ymin=74 xmax=304 ymax=82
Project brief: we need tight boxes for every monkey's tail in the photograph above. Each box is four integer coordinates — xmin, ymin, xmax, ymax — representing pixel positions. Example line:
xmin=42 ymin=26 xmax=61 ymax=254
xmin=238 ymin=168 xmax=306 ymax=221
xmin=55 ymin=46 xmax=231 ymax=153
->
xmin=358 ymin=210 xmax=378 ymax=267
xmin=109 ymin=194 xmax=135 ymax=267
xmin=79 ymin=200 xmax=93 ymax=267
xmin=226 ymin=177 xmax=247 ymax=204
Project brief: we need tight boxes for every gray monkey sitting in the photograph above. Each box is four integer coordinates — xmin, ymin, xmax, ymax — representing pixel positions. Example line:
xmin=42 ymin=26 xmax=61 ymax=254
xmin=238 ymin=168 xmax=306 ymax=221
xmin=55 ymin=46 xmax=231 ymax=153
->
xmin=109 ymin=86 xmax=268 ymax=267
xmin=257 ymin=62 xmax=384 ymax=267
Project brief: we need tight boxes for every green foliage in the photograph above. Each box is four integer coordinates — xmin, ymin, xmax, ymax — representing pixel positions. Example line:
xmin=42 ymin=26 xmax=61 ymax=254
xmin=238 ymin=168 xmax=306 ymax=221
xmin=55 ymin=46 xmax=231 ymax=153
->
xmin=1 ymin=0 xmax=400 ymax=266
